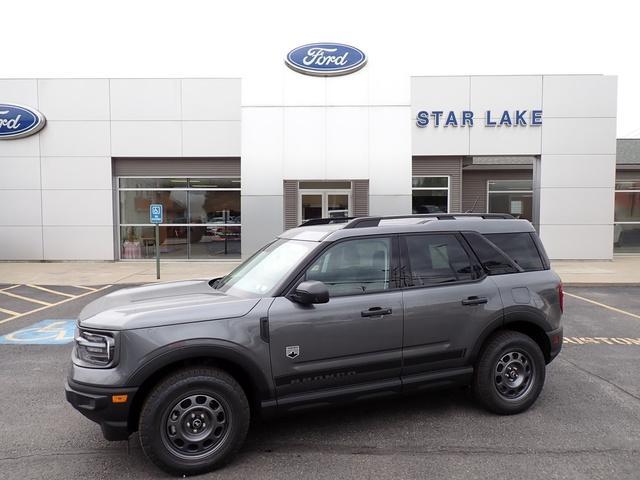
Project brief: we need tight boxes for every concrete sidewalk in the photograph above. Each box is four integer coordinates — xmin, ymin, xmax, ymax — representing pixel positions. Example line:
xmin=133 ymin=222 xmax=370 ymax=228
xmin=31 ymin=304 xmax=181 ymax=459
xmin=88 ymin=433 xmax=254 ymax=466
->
xmin=552 ymin=257 xmax=640 ymax=285
xmin=0 ymin=258 xmax=639 ymax=286
xmin=0 ymin=261 xmax=241 ymax=286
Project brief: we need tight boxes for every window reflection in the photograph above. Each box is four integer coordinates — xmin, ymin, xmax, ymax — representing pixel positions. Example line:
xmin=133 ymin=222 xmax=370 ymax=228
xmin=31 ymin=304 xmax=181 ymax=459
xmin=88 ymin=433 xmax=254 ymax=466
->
xmin=118 ymin=177 xmax=241 ymax=260
xmin=412 ymin=176 xmax=449 ymax=214
xmin=614 ymin=180 xmax=640 ymax=254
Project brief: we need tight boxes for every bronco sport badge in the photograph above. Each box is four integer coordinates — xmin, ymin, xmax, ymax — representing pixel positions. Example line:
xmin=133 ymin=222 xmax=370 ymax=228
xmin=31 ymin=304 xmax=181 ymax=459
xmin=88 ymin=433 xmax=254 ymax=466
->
xmin=285 ymin=346 xmax=300 ymax=359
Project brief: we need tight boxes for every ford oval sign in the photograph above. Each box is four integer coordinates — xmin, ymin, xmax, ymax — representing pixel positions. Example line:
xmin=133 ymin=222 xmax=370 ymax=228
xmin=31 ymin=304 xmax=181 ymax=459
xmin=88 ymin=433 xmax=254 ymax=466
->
xmin=285 ymin=43 xmax=367 ymax=77
xmin=0 ymin=104 xmax=46 ymax=140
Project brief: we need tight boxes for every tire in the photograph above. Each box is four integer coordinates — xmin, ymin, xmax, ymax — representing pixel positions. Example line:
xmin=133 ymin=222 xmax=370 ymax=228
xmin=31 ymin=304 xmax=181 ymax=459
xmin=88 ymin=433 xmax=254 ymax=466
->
xmin=139 ymin=367 xmax=250 ymax=476
xmin=472 ymin=331 xmax=545 ymax=415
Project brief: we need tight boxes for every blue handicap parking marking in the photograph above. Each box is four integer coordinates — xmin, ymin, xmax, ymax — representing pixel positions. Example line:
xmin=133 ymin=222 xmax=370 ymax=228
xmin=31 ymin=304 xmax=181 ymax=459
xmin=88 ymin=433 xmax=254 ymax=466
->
xmin=0 ymin=319 xmax=76 ymax=345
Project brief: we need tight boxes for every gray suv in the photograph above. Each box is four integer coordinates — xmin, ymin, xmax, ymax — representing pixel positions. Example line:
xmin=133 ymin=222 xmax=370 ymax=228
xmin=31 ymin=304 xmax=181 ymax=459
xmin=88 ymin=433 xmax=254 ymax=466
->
xmin=65 ymin=214 xmax=563 ymax=475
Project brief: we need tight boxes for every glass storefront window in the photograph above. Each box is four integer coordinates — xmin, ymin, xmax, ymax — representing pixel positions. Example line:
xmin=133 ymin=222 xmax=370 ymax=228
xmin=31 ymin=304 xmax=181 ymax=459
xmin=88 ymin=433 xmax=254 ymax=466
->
xmin=614 ymin=179 xmax=640 ymax=254
xmin=119 ymin=191 xmax=187 ymax=224
xmin=188 ymin=191 xmax=241 ymax=224
xmin=119 ymin=178 xmax=188 ymax=189
xmin=412 ymin=176 xmax=449 ymax=213
xmin=412 ymin=177 xmax=449 ymax=189
xmin=118 ymin=177 xmax=241 ymax=260
xmin=189 ymin=178 xmax=241 ymax=189
xmin=487 ymin=179 xmax=533 ymax=221
xmin=614 ymin=192 xmax=640 ymax=222
xmin=488 ymin=180 xmax=533 ymax=192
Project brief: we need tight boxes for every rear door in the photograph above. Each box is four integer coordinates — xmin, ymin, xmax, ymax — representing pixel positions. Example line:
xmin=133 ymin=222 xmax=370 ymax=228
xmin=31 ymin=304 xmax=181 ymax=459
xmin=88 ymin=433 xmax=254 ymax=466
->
xmin=268 ymin=235 xmax=404 ymax=403
xmin=399 ymin=233 xmax=503 ymax=387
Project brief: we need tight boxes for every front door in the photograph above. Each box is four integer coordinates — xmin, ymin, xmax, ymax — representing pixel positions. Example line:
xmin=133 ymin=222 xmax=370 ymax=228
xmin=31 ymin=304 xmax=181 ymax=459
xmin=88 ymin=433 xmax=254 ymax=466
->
xmin=268 ymin=236 xmax=403 ymax=402
xmin=300 ymin=190 xmax=351 ymax=223
xmin=399 ymin=233 xmax=503 ymax=383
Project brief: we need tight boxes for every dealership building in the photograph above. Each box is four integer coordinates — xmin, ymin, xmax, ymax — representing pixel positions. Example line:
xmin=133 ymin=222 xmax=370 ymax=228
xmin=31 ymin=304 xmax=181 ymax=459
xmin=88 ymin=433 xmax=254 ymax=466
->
xmin=0 ymin=45 xmax=638 ymax=262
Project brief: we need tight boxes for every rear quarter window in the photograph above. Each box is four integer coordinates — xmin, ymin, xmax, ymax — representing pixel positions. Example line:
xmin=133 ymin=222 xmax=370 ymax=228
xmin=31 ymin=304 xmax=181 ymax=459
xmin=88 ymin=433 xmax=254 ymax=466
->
xmin=462 ymin=232 xmax=518 ymax=275
xmin=484 ymin=232 xmax=545 ymax=271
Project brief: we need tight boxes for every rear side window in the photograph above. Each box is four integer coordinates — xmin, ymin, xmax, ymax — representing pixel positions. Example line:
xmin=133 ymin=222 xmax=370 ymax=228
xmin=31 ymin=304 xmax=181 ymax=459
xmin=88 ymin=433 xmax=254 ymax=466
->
xmin=485 ymin=233 xmax=545 ymax=271
xmin=462 ymin=232 xmax=519 ymax=275
xmin=403 ymin=234 xmax=476 ymax=286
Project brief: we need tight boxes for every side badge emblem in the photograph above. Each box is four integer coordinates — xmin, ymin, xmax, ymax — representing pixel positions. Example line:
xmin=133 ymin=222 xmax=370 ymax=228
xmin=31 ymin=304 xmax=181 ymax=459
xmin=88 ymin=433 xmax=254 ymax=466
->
xmin=286 ymin=346 xmax=300 ymax=359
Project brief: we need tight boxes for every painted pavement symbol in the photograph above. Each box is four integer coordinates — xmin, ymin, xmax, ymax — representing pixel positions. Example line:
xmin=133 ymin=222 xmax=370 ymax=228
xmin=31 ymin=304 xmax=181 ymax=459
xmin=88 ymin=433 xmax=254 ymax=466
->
xmin=0 ymin=319 xmax=76 ymax=345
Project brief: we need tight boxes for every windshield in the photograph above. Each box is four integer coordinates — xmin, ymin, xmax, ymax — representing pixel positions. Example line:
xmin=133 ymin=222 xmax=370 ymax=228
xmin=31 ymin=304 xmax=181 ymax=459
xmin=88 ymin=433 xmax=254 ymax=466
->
xmin=214 ymin=239 xmax=318 ymax=297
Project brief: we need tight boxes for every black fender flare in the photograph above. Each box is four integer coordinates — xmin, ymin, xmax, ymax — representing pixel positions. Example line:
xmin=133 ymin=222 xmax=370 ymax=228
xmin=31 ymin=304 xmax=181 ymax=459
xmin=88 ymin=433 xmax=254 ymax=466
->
xmin=469 ymin=306 xmax=552 ymax=363
xmin=125 ymin=338 xmax=274 ymax=401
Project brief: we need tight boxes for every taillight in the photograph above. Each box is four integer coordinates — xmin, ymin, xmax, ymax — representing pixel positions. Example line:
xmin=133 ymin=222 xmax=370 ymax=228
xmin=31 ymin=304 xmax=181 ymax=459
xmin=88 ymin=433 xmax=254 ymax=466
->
xmin=557 ymin=282 xmax=564 ymax=313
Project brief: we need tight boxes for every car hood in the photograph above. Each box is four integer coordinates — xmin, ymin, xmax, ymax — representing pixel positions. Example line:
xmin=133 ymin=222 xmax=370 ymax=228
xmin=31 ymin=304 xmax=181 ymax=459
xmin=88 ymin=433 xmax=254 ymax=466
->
xmin=78 ymin=280 xmax=260 ymax=331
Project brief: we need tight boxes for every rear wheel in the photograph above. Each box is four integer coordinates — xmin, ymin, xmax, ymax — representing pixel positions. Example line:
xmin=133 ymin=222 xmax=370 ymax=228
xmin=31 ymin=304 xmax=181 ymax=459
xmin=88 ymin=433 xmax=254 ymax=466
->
xmin=139 ymin=367 xmax=249 ymax=475
xmin=473 ymin=331 xmax=545 ymax=414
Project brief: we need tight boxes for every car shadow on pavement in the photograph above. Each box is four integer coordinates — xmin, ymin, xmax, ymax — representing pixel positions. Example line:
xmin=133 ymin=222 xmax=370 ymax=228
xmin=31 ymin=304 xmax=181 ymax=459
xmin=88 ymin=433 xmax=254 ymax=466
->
xmin=243 ymin=386 xmax=480 ymax=452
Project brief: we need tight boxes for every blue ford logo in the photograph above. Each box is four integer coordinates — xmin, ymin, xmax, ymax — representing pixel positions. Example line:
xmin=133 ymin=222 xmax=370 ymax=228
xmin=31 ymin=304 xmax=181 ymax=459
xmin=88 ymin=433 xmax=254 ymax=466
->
xmin=285 ymin=43 xmax=367 ymax=77
xmin=0 ymin=104 xmax=46 ymax=140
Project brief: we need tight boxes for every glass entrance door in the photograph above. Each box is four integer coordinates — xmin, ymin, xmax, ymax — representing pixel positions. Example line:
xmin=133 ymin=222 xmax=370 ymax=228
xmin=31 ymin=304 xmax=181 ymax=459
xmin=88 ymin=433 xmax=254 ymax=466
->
xmin=301 ymin=194 xmax=323 ymax=222
xmin=327 ymin=193 xmax=349 ymax=218
xmin=300 ymin=190 xmax=351 ymax=223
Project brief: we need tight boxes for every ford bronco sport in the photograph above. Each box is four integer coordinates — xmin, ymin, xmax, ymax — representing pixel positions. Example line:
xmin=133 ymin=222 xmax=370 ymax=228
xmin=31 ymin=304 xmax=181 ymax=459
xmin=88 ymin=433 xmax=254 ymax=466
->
xmin=66 ymin=213 xmax=563 ymax=475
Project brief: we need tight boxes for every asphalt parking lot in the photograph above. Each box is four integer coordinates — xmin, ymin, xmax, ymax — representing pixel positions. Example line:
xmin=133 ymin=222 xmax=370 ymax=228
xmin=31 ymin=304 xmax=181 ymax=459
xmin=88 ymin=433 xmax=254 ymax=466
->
xmin=0 ymin=284 xmax=639 ymax=480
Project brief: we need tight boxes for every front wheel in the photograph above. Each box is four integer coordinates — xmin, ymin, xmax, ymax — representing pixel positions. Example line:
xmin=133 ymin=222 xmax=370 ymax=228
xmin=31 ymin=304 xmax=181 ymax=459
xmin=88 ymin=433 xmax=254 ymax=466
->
xmin=472 ymin=331 xmax=546 ymax=415
xmin=139 ymin=367 xmax=250 ymax=476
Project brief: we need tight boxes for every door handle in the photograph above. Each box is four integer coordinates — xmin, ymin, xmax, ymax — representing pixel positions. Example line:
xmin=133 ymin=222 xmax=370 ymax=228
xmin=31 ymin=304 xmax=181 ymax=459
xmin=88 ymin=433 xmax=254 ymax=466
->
xmin=461 ymin=296 xmax=488 ymax=306
xmin=361 ymin=307 xmax=393 ymax=317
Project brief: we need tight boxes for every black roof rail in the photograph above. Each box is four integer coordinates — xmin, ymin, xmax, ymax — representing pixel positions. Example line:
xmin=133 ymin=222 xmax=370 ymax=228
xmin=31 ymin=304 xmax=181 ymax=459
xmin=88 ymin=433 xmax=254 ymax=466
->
xmin=342 ymin=217 xmax=383 ymax=229
xmin=299 ymin=213 xmax=515 ymax=229
xmin=419 ymin=213 xmax=515 ymax=219
xmin=298 ymin=217 xmax=355 ymax=227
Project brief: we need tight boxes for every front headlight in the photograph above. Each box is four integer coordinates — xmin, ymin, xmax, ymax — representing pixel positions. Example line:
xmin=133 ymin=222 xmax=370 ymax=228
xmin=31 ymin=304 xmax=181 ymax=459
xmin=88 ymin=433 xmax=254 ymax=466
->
xmin=74 ymin=328 xmax=117 ymax=367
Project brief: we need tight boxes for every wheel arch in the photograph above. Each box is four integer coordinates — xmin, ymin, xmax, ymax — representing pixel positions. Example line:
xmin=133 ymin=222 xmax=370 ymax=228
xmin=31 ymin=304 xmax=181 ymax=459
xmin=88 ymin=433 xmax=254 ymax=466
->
xmin=125 ymin=340 xmax=274 ymax=433
xmin=470 ymin=312 xmax=552 ymax=365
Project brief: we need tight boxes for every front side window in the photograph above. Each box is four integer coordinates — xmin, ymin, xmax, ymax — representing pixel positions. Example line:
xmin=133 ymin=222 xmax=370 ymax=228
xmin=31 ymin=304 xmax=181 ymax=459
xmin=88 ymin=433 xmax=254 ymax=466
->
xmin=487 ymin=179 xmax=533 ymax=221
xmin=614 ymin=180 xmax=640 ymax=254
xmin=412 ymin=176 xmax=449 ymax=214
xmin=304 ymin=237 xmax=393 ymax=296
xmin=403 ymin=234 xmax=475 ymax=286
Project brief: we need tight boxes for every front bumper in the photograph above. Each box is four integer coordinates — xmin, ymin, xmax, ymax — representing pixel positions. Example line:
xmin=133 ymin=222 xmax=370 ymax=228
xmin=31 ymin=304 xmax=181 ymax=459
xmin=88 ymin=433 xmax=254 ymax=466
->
xmin=546 ymin=326 xmax=563 ymax=363
xmin=65 ymin=378 xmax=138 ymax=441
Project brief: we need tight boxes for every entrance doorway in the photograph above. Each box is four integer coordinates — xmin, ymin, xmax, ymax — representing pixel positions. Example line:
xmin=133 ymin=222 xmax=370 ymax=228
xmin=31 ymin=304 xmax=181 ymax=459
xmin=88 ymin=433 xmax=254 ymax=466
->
xmin=299 ymin=190 xmax=351 ymax=223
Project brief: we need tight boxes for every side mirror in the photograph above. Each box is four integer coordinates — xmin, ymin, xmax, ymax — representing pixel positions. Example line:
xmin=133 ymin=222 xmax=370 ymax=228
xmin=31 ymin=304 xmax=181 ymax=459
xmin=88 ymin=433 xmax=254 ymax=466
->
xmin=290 ymin=280 xmax=329 ymax=305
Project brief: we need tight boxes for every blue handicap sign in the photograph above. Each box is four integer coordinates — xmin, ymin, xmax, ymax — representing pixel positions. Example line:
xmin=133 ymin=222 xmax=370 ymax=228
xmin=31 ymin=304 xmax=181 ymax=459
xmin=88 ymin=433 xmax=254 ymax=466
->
xmin=150 ymin=204 xmax=163 ymax=224
xmin=0 ymin=320 xmax=75 ymax=345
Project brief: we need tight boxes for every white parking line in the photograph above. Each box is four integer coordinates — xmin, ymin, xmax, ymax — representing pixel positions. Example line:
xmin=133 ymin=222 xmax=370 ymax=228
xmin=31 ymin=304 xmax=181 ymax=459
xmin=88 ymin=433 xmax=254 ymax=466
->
xmin=0 ymin=306 xmax=20 ymax=317
xmin=0 ymin=285 xmax=113 ymax=325
xmin=26 ymin=284 xmax=76 ymax=298
xmin=565 ymin=292 xmax=640 ymax=320
xmin=73 ymin=285 xmax=98 ymax=292
xmin=0 ymin=290 xmax=51 ymax=306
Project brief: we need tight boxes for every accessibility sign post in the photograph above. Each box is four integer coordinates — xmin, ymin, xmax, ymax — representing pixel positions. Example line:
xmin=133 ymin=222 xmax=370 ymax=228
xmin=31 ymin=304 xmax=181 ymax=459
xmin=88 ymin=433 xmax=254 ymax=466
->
xmin=150 ymin=204 xmax=163 ymax=279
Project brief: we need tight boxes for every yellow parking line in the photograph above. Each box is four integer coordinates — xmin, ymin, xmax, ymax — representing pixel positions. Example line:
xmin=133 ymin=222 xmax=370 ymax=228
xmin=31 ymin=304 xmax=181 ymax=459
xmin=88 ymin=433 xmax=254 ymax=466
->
xmin=0 ymin=306 xmax=19 ymax=317
xmin=26 ymin=284 xmax=76 ymax=298
xmin=0 ymin=284 xmax=113 ymax=326
xmin=565 ymin=292 xmax=640 ymax=320
xmin=0 ymin=290 xmax=51 ymax=306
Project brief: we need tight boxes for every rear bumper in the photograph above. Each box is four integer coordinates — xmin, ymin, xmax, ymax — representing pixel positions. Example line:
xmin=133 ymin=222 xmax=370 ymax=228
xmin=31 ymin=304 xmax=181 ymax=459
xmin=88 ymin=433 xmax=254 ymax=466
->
xmin=546 ymin=326 xmax=563 ymax=363
xmin=65 ymin=379 xmax=138 ymax=441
